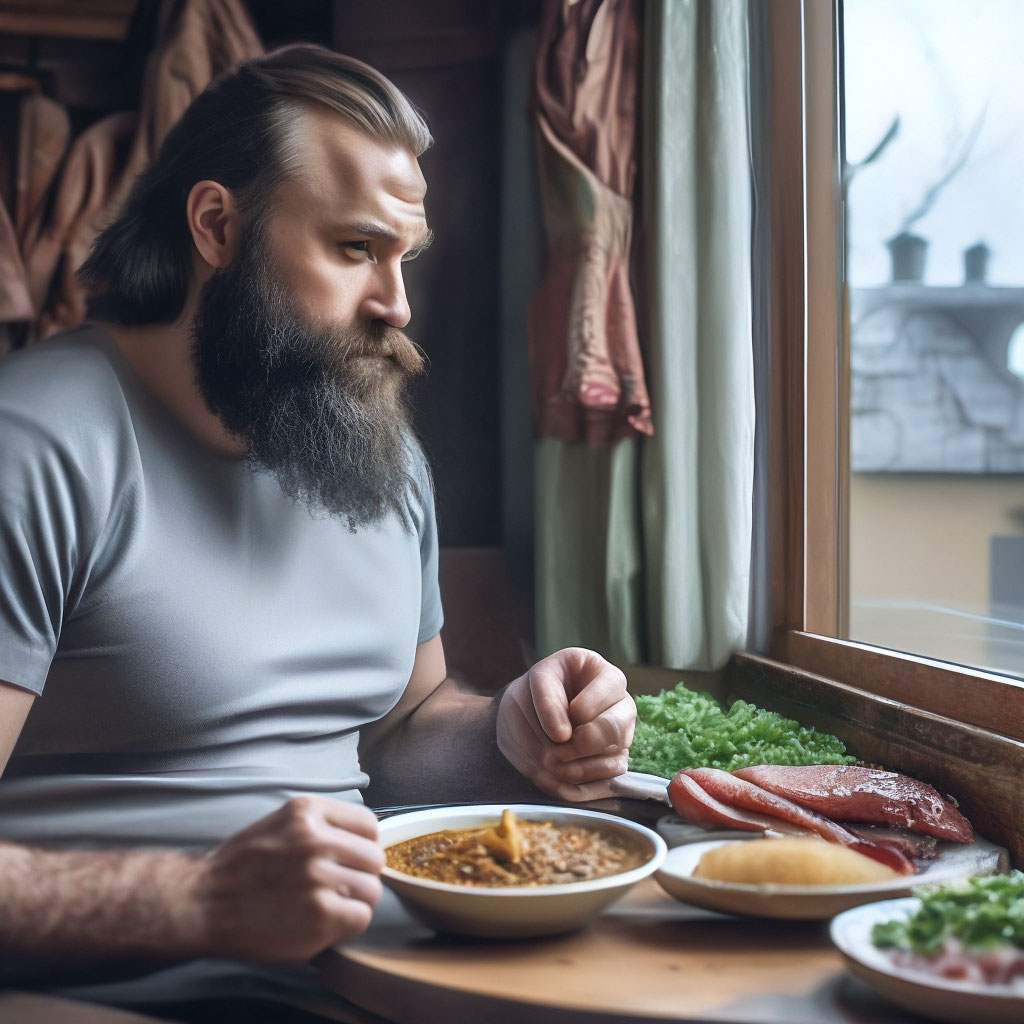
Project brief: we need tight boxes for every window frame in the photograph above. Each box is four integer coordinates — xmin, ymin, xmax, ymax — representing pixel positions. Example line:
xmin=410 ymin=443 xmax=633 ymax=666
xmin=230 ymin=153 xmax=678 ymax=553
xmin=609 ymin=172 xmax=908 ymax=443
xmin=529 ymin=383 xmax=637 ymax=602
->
xmin=767 ymin=0 xmax=1024 ymax=742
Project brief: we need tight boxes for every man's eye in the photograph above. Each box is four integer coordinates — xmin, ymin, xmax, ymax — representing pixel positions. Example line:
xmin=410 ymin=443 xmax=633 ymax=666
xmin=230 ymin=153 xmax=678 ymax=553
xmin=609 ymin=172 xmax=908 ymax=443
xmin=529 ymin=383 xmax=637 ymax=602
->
xmin=341 ymin=241 xmax=375 ymax=261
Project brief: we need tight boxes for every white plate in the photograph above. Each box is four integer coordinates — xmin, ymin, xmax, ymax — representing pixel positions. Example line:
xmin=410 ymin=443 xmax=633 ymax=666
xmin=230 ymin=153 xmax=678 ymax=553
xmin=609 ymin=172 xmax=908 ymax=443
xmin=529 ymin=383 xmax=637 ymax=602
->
xmin=654 ymin=836 xmax=1007 ymax=920
xmin=831 ymin=897 xmax=1024 ymax=1024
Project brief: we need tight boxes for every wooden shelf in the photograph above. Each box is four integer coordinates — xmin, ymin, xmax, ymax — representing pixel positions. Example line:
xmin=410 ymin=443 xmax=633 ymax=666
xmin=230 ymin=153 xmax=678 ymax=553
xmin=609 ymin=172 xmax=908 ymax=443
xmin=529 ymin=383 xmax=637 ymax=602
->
xmin=0 ymin=1 xmax=135 ymax=41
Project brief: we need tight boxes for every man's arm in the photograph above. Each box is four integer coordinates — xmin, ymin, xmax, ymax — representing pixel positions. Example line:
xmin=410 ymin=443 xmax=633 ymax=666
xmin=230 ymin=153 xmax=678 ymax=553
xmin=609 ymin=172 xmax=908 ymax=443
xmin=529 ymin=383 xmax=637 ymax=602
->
xmin=358 ymin=637 xmax=544 ymax=806
xmin=0 ymin=681 xmax=33 ymax=775
xmin=0 ymin=681 xmax=383 ymax=984
xmin=359 ymin=636 xmax=635 ymax=808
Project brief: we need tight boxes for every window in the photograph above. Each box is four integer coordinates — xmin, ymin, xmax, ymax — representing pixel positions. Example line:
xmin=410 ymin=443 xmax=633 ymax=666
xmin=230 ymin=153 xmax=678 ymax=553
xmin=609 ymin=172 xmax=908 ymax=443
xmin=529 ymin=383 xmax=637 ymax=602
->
xmin=767 ymin=0 xmax=1024 ymax=740
xmin=845 ymin=0 xmax=1024 ymax=679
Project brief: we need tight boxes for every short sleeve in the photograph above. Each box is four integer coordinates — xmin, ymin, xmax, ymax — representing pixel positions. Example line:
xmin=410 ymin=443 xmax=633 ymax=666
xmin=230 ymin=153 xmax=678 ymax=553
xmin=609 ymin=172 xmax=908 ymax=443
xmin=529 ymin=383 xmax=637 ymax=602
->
xmin=0 ymin=336 xmax=135 ymax=696
xmin=0 ymin=412 xmax=80 ymax=693
xmin=412 ymin=455 xmax=444 ymax=645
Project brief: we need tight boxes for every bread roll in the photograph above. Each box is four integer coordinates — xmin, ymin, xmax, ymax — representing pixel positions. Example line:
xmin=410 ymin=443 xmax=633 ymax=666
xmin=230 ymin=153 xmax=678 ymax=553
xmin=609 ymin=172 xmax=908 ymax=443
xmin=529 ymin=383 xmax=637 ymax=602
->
xmin=691 ymin=837 xmax=901 ymax=885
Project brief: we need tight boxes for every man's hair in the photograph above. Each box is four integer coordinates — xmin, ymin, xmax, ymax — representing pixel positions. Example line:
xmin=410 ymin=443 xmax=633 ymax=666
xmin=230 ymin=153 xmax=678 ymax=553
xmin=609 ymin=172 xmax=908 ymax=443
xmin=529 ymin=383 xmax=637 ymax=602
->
xmin=78 ymin=44 xmax=433 ymax=326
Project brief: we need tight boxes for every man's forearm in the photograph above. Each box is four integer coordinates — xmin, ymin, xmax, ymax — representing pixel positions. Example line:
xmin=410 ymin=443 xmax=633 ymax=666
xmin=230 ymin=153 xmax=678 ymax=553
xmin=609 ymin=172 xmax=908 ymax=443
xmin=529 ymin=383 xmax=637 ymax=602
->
xmin=360 ymin=679 xmax=546 ymax=807
xmin=0 ymin=840 xmax=204 ymax=984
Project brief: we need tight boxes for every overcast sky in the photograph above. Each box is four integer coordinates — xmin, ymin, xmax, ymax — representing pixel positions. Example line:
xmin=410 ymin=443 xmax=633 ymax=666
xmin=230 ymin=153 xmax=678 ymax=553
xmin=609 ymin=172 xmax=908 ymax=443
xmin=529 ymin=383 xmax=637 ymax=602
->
xmin=844 ymin=0 xmax=1024 ymax=287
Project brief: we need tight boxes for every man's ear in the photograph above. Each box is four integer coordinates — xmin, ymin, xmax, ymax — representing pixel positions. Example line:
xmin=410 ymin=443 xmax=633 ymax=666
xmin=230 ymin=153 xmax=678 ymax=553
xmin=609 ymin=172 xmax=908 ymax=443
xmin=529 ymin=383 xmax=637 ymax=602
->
xmin=186 ymin=180 xmax=239 ymax=270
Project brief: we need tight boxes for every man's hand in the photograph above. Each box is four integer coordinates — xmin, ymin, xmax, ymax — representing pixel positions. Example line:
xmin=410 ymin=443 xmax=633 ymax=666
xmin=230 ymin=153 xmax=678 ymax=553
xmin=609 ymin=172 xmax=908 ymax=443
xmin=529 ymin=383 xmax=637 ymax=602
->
xmin=191 ymin=795 xmax=384 ymax=964
xmin=0 ymin=796 xmax=384 ymax=983
xmin=496 ymin=647 xmax=636 ymax=802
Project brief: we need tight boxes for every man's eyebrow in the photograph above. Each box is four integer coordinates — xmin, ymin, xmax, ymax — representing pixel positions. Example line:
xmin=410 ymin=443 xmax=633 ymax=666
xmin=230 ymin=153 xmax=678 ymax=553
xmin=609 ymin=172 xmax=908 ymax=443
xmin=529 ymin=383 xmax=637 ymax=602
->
xmin=337 ymin=221 xmax=434 ymax=255
xmin=407 ymin=228 xmax=435 ymax=256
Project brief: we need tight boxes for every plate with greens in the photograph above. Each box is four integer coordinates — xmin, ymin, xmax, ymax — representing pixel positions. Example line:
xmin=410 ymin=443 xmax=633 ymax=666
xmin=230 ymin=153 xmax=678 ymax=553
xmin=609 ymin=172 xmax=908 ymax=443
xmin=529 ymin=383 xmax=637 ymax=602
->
xmin=831 ymin=873 xmax=1024 ymax=1023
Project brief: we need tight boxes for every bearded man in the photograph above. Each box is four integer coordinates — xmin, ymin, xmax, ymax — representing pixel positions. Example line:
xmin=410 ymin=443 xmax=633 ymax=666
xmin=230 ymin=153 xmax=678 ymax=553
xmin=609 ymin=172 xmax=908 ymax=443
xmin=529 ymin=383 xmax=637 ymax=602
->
xmin=0 ymin=45 xmax=635 ymax=1018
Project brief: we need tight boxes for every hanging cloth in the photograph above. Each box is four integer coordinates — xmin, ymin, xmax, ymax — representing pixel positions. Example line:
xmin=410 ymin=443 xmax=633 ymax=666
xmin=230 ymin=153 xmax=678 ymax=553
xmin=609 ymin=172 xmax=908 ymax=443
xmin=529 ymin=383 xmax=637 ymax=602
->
xmin=0 ymin=86 xmax=66 ymax=351
xmin=529 ymin=0 xmax=652 ymax=444
xmin=21 ymin=0 xmax=263 ymax=340
xmin=535 ymin=0 xmax=754 ymax=672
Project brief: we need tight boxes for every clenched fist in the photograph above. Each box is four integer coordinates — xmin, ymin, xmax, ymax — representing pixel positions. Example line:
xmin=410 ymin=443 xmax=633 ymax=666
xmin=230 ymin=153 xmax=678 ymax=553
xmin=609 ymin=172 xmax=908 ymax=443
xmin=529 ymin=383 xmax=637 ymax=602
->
xmin=497 ymin=647 xmax=636 ymax=802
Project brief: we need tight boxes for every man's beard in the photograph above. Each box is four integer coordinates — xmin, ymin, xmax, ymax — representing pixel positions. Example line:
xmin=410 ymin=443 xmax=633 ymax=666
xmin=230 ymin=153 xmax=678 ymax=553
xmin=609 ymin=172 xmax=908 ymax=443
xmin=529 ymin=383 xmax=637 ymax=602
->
xmin=191 ymin=222 xmax=426 ymax=530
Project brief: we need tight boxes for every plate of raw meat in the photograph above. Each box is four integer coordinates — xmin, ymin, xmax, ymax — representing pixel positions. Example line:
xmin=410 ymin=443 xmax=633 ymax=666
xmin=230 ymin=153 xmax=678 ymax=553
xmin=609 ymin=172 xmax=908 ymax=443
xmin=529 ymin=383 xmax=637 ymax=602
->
xmin=610 ymin=764 xmax=1008 ymax=919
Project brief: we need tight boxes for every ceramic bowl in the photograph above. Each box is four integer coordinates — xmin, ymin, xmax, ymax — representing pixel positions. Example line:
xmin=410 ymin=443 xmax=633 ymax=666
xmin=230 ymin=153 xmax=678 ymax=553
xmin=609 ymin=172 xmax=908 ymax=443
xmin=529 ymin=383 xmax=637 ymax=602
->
xmin=378 ymin=803 xmax=666 ymax=938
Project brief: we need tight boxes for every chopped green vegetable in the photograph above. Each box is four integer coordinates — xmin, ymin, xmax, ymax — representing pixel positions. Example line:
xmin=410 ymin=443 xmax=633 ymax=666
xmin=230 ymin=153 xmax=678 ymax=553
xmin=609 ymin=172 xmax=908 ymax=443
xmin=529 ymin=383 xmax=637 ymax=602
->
xmin=872 ymin=872 xmax=1024 ymax=955
xmin=627 ymin=684 xmax=856 ymax=778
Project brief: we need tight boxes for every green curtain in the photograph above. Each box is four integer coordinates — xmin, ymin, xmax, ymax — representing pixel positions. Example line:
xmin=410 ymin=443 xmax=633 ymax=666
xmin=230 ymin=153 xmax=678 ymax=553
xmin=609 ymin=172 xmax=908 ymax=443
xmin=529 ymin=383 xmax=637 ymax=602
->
xmin=536 ymin=437 xmax=644 ymax=666
xmin=536 ymin=0 xmax=754 ymax=671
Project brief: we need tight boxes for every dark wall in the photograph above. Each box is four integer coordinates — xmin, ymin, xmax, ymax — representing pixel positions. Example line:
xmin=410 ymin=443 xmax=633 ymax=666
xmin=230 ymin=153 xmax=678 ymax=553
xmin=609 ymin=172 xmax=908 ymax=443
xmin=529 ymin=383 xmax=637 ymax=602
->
xmin=330 ymin=1 xmax=507 ymax=546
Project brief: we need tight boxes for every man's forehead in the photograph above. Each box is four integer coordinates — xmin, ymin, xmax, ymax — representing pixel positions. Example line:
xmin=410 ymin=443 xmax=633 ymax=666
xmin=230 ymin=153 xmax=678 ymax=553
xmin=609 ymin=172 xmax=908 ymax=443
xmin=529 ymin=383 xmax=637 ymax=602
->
xmin=293 ymin=106 xmax=427 ymax=204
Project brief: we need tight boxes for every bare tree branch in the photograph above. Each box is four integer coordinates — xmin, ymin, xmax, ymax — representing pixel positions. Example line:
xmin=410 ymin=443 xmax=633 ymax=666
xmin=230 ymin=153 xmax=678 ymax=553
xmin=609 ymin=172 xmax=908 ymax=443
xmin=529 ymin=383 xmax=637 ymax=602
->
xmin=899 ymin=106 xmax=987 ymax=232
xmin=846 ymin=116 xmax=901 ymax=185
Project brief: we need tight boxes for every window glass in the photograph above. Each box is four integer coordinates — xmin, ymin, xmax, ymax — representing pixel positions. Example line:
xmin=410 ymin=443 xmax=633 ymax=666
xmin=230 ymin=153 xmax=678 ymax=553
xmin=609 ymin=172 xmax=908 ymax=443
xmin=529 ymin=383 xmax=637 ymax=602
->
xmin=843 ymin=0 xmax=1024 ymax=676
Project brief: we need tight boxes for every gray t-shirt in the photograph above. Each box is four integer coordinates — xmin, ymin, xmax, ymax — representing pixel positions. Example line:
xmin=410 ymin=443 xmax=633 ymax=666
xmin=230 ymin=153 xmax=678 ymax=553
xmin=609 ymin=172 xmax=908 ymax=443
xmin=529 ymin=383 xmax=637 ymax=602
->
xmin=0 ymin=324 xmax=443 ymax=849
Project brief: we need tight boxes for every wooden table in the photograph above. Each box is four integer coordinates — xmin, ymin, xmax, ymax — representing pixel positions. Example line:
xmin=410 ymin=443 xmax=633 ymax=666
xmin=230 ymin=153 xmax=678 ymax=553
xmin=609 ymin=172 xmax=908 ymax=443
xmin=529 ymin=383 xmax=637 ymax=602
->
xmin=317 ymin=878 xmax=925 ymax=1024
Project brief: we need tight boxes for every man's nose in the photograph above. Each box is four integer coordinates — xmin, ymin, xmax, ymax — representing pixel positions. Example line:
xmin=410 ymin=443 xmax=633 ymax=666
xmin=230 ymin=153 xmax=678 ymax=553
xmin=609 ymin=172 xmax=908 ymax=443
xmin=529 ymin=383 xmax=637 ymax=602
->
xmin=360 ymin=265 xmax=411 ymax=329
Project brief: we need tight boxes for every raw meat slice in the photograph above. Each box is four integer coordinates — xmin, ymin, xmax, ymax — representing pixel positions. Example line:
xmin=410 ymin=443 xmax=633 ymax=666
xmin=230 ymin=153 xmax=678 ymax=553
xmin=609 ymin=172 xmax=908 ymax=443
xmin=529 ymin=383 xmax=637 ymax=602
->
xmin=733 ymin=765 xmax=973 ymax=843
xmin=676 ymin=767 xmax=914 ymax=875
xmin=845 ymin=825 xmax=939 ymax=861
xmin=667 ymin=771 xmax=810 ymax=838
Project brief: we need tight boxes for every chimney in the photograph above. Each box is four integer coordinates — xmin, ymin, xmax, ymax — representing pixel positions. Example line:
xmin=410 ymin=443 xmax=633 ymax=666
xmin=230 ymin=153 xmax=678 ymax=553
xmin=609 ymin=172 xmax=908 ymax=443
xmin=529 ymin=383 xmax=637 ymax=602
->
xmin=886 ymin=232 xmax=928 ymax=283
xmin=964 ymin=242 xmax=990 ymax=284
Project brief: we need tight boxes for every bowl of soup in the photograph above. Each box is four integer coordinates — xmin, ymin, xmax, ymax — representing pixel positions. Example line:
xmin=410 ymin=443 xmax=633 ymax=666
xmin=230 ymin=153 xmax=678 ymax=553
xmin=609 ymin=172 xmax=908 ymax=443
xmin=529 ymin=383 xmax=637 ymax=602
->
xmin=378 ymin=804 xmax=666 ymax=938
